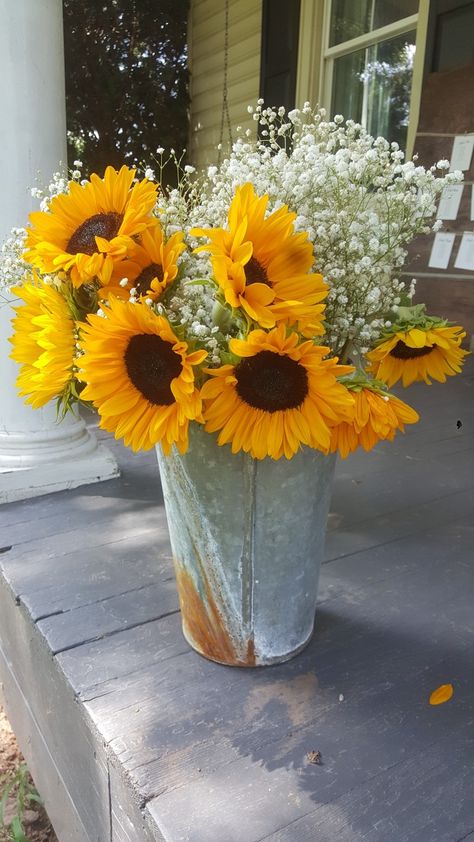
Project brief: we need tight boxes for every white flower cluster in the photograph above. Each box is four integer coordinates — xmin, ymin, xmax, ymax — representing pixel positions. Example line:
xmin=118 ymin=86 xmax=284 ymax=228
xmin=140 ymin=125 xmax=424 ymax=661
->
xmin=0 ymin=227 xmax=28 ymax=291
xmin=29 ymin=164 xmax=83 ymax=213
xmin=161 ymin=251 xmax=230 ymax=366
xmin=178 ymin=103 xmax=461 ymax=357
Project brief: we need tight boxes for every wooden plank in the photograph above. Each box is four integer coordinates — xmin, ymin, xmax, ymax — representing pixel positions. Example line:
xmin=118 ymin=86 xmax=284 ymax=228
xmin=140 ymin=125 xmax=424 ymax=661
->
xmin=328 ymin=444 xmax=474 ymax=527
xmin=325 ymin=485 xmax=474 ymax=562
xmin=74 ymin=514 xmax=473 ymax=821
xmin=37 ymin=582 xmax=179 ymax=654
xmin=0 ymin=575 xmax=168 ymax=842
xmin=258 ymin=730 xmax=474 ymax=841
xmin=1 ymin=530 xmax=174 ymax=620
xmin=108 ymin=757 xmax=165 ymax=842
xmin=145 ymin=705 xmax=474 ymax=842
xmin=0 ymin=577 xmax=111 ymax=842
xmin=56 ymin=612 xmax=189 ymax=694
xmin=2 ymin=512 xmax=164 ymax=568
xmin=0 ymin=646 xmax=91 ymax=842
xmin=0 ymin=492 xmax=161 ymax=549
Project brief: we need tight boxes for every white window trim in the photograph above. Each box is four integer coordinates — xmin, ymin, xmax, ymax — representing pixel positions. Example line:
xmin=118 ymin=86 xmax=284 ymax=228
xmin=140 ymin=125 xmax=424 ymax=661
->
xmin=325 ymin=14 xmax=419 ymax=59
xmin=321 ymin=8 xmax=419 ymax=122
xmin=296 ymin=0 xmax=429 ymax=159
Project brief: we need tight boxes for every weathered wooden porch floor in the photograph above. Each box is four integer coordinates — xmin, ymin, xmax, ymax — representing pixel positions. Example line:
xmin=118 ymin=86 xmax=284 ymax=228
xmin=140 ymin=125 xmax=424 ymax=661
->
xmin=0 ymin=360 xmax=473 ymax=842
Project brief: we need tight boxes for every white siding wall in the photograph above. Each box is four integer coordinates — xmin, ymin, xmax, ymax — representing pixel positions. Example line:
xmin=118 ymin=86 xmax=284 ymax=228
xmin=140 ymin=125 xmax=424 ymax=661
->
xmin=189 ymin=0 xmax=262 ymax=167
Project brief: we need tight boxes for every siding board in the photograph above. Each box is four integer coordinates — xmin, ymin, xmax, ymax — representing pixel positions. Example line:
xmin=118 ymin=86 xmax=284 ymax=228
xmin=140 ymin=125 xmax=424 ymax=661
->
xmin=189 ymin=0 xmax=262 ymax=165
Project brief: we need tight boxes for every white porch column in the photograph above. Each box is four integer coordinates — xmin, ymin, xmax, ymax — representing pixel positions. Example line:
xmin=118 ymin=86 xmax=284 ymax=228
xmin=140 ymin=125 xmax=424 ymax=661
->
xmin=0 ymin=0 xmax=119 ymax=504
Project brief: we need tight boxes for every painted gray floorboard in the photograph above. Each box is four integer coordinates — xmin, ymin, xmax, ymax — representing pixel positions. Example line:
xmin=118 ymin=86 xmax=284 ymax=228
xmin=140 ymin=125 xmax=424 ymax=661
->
xmin=0 ymin=494 xmax=162 ymax=549
xmin=146 ymin=729 xmax=474 ymax=842
xmin=37 ymin=582 xmax=179 ymax=653
xmin=324 ymin=483 xmax=474 ymax=561
xmin=256 ymin=729 xmax=474 ymax=842
xmin=79 ymin=534 xmax=473 ymax=808
xmin=3 ymin=516 xmax=165 ymax=566
xmin=3 ymin=532 xmax=174 ymax=619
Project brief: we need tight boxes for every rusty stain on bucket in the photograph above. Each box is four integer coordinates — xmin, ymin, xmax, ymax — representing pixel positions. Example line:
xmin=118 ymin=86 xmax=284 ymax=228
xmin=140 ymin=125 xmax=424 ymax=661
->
xmin=175 ymin=564 xmax=256 ymax=667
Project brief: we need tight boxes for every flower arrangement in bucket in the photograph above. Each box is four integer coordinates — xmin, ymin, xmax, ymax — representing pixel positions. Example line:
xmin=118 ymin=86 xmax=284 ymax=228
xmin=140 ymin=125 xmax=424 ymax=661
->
xmin=3 ymin=104 xmax=469 ymax=666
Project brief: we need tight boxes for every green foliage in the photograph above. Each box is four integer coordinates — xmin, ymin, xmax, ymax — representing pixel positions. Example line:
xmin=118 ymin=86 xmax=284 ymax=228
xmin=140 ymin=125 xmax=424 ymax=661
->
xmin=63 ymin=0 xmax=190 ymax=180
xmin=0 ymin=764 xmax=42 ymax=842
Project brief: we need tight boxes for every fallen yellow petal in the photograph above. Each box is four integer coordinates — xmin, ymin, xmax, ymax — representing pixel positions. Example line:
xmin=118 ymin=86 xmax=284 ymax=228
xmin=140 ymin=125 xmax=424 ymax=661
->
xmin=429 ymin=683 xmax=454 ymax=705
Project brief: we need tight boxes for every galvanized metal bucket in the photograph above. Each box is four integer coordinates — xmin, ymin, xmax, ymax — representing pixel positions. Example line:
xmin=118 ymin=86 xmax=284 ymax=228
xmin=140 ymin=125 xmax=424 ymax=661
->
xmin=156 ymin=424 xmax=336 ymax=667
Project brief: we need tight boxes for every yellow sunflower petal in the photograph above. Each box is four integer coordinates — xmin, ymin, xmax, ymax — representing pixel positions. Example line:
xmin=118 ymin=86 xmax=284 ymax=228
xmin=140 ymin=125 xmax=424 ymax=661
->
xmin=10 ymin=275 xmax=77 ymax=407
xmin=25 ymin=167 xmax=158 ymax=287
xmin=429 ymin=684 xmax=454 ymax=705
xmin=195 ymin=183 xmax=327 ymax=330
xmin=203 ymin=326 xmax=352 ymax=460
xmin=79 ymin=300 xmax=203 ymax=452
xmin=367 ymin=324 xmax=468 ymax=387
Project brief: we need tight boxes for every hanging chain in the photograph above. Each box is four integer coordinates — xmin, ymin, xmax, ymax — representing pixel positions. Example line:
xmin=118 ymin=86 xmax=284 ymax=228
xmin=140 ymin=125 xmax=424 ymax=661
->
xmin=218 ymin=0 xmax=233 ymax=165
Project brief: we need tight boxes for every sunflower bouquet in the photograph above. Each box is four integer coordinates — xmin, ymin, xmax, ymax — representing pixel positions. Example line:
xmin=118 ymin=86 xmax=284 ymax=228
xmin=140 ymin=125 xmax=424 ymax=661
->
xmin=3 ymin=104 xmax=469 ymax=462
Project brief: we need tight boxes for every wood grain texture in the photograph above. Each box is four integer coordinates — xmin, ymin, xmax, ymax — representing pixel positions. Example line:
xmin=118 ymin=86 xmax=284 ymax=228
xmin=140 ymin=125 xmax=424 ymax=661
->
xmin=0 ymin=646 xmax=89 ymax=842
xmin=0 ymin=578 xmax=111 ymax=842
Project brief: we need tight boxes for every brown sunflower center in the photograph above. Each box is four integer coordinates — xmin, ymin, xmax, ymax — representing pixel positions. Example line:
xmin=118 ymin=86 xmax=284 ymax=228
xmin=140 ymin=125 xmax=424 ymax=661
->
xmin=245 ymin=257 xmax=271 ymax=287
xmin=124 ymin=334 xmax=182 ymax=405
xmin=134 ymin=263 xmax=164 ymax=296
xmin=67 ymin=212 xmax=123 ymax=256
xmin=390 ymin=340 xmax=434 ymax=360
xmin=235 ymin=350 xmax=308 ymax=412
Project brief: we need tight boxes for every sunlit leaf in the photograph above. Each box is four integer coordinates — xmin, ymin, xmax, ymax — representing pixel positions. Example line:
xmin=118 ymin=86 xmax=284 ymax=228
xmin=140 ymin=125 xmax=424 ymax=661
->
xmin=429 ymin=683 xmax=454 ymax=705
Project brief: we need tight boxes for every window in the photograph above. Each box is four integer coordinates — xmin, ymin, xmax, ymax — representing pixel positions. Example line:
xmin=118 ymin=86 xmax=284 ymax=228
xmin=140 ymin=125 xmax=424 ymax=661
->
xmin=322 ymin=0 xmax=420 ymax=150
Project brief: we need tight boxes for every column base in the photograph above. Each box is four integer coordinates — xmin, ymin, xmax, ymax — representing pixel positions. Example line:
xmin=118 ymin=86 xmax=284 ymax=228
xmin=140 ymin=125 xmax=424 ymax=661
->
xmin=0 ymin=420 xmax=120 ymax=504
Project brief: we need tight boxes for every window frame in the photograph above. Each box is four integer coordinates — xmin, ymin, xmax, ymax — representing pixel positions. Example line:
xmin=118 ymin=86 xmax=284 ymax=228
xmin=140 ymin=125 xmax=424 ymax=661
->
xmin=296 ymin=0 xmax=431 ymax=157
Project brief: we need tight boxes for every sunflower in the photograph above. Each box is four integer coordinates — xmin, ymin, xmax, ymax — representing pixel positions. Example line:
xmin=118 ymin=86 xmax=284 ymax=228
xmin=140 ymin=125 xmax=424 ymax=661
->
xmin=79 ymin=299 xmax=207 ymax=453
xmin=201 ymin=324 xmax=354 ymax=460
xmin=10 ymin=274 xmax=77 ymax=409
xmin=329 ymin=384 xmax=419 ymax=458
xmin=367 ymin=324 xmax=468 ymax=387
xmin=24 ymin=166 xmax=158 ymax=288
xmin=191 ymin=183 xmax=327 ymax=331
xmin=99 ymin=219 xmax=185 ymax=301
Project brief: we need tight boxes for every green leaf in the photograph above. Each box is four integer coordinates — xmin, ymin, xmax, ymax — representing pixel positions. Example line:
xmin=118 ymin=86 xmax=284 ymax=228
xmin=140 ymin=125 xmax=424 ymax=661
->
xmin=184 ymin=278 xmax=214 ymax=287
xmin=9 ymin=815 xmax=28 ymax=842
xmin=0 ymin=779 xmax=15 ymax=825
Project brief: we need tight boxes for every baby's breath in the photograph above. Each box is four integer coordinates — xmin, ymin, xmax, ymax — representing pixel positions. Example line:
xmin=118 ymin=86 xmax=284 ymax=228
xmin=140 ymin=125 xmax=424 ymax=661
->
xmin=172 ymin=103 xmax=461 ymax=358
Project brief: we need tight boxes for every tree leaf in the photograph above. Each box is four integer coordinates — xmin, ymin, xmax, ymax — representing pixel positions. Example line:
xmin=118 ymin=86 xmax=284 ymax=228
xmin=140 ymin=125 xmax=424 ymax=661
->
xmin=429 ymin=683 xmax=454 ymax=705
